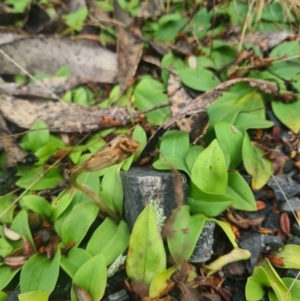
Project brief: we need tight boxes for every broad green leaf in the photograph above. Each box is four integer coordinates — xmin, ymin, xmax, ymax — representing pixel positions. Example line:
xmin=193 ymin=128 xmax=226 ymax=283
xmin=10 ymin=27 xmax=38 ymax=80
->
xmin=98 ymin=165 xmax=123 ymax=214
xmin=153 ymin=157 xmax=189 ymax=175
xmin=0 ymin=193 xmax=16 ymax=223
xmin=0 ymin=226 xmax=13 ymax=256
xmin=60 ymin=247 xmax=92 ymax=278
xmin=4 ymin=0 xmax=30 ymax=13
xmin=0 ymin=265 xmax=20 ymax=290
xmin=26 ymin=120 xmax=49 ymax=152
xmin=274 ymin=244 xmax=300 ymax=269
xmin=86 ymin=219 xmax=130 ymax=265
xmin=242 ymin=133 xmax=272 ymax=190
xmin=204 ymin=247 xmax=250 ymax=276
xmin=246 ymin=259 xmax=291 ymax=301
xmin=211 ymin=43 xmax=236 ymax=70
xmin=272 ymin=99 xmax=300 ymax=133
xmin=62 ymin=7 xmax=88 ymax=30
xmin=191 ymin=139 xmax=227 ymax=194
xmin=16 ymin=166 xmax=63 ymax=190
xmin=126 ymin=204 xmax=166 ymax=285
xmin=34 ymin=143 xmax=58 ymax=166
xmin=188 ymin=196 xmax=234 ymax=217
xmin=20 ymin=251 xmax=61 ymax=293
xmin=167 ymin=206 xmax=206 ymax=267
xmin=61 ymin=201 xmax=99 ymax=246
xmin=209 ymin=219 xmax=238 ymax=247
xmin=161 ymin=53 xmax=184 ymax=85
xmin=132 ymin=125 xmax=147 ymax=159
xmin=71 ymin=254 xmax=107 ymax=301
xmin=159 ymin=130 xmax=190 ymax=160
xmin=208 ymin=104 xmax=243 ymax=127
xmin=149 ymin=266 xmax=177 ymax=298
xmin=234 ymin=113 xmax=274 ymax=132
xmin=185 ymin=145 xmax=204 ymax=174
xmin=282 ymin=278 xmax=300 ymax=300
xmin=22 ymin=195 xmax=53 ymax=219
xmin=18 ymin=291 xmax=49 ymax=301
xmin=226 ymin=171 xmax=256 ymax=211
xmin=0 ymin=291 xmax=7 ymax=301
xmin=134 ymin=78 xmax=170 ymax=125
xmin=193 ymin=9 xmax=213 ymax=39
xmin=179 ymin=68 xmax=220 ymax=91
xmin=51 ymin=190 xmax=74 ymax=221
xmin=214 ymin=122 xmax=243 ymax=169
xmin=10 ymin=210 xmax=35 ymax=251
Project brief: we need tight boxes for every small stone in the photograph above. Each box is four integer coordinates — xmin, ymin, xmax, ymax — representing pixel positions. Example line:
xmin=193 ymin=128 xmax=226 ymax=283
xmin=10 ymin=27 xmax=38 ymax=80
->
xmin=262 ymin=211 xmax=280 ymax=230
xmin=278 ymin=197 xmax=300 ymax=213
xmin=7 ymin=291 xmax=20 ymax=301
xmin=291 ymin=236 xmax=300 ymax=246
xmin=108 ymin=289 xmax=130 ymax=301
xmin=268 ymin=175 xmax=300 ymax=201
xmin=233 ymin=291 xmax=247 ymax=301
xmin=189 ymin=221 xmax=215 ymax=263
xmin=285 ymin=269 xmax=300 ymax=279
xmin=292 ymin=222 xmax=300 ymax=237
xmin=121 ymin=167 xmax=188 ymax=230
xmin=239 ymin=234 xmax=283 ymax=274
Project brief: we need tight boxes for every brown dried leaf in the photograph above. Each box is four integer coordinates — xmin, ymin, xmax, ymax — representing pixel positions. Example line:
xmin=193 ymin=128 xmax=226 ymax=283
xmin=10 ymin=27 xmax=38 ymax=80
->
xmin=0 ymin=34 xmax=117 ymax=83
xmin=0 ymin=91 xmax=133 ymax=133
xmin=280 ymin=212 xmax=290 ymax=235
xmin=168 ymin=73 xmax=209 ymax=141
xmin=3 ymin=256 xmax=27 ymax=268
xmin=131 ymin=281 xmax=150 ymax=299
xmin=3 ymin=224 xmax=21 ymax=241
xmin=114 ymin=0 xmax=143 ymax=92
xmin=85 ymin=0 xmax=111 ymax=25
xmin=73 ymin=284 xmax=93 ymax=301
xmin=226 ymin=210 xmax=265 ymax=229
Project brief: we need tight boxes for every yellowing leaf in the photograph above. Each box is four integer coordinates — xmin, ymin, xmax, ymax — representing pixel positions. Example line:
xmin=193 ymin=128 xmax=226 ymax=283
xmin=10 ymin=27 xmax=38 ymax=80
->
xmin=242 ymin=133 xmax=272 ymax=190
xmin=18 ymin=291 xmax=49 ymax=301
xmin=126 ymin=204 xmax=166 ymax=285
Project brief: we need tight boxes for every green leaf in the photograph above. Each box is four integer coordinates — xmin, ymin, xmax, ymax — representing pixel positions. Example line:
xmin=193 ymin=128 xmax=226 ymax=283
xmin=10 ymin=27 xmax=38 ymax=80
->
xmin=193 ymin=9 xmax=213 ymax=39
xmin=159 ymin=130 xmax=190 ymax=160
xmin=179 ymin=68 xmax=220 ymax=91
xmin=242 ymin=133 xmax=272 ymax=190
xmin=185 ymin=145 xmax=204 ymax=174
xmin=132 ymin=125 xmax=147 ymax=160
xmin=60 ymin=247 xmax=92 ymax=278
xmin=26 ymin=120 xmax=49 ymax=152
xmin=18 ymin=291 xmax=49 ymax=301
xmin=214 ymin=122 xmax=243 ymax=169
xmin=4 ymin=0 xmax=30 ymax=13
xmin=204 ymin=247 xmax=250 ymax=276
xmin=61 ymin=201 xmax=99 ymax=247
xmin=34 ymin=143 xmax=58 ymax=166
xmin=246 ymin=259 xmax=291 ymax=301
xmin=134 ymin=78 xmax=170 ymax=125
xmin=208 ymin=104 xmax=243 ymax=127
xmin=282 ymin=278 xmax=300 ymax=300
xmin=149 ymin=266 xmax=177 ymax=298
xmin=126 ymin=204 xmax=166 ymax=285
xmin=191 ymin=139 xmax=227 ymax=194
xmin=0 ymin=194 xmax=16 ymax=223
xmin=167 ymin=206 xmax=206 ymax=267
xmin=86 ymin=219 xmax=130 ymax=265
xmin=272 ymin=99 xmax=300 ymax=133
xmin=153 ymin=157 xmax=189 ymax=175
xmin=226 ymin=171 xmax=256 ymax=211
xmin=98 ymin=165 xmax=123 ymax=214
xmin=71 ymin=254 xmax=107 ymax=301
xmin=16 ymin=166 xmax=63 ymax=190
xmin=20 ymin=251 xmax=61 ymax=293
xmin=0 ymin=265 xmax=21 ymax=290
xmin=234 ymin=113 xmax=274 ymax=132
xmin=11 ymin=210 xmax=35 ymax=251
xmin=0 ymin=229 xmax=13 ymax=257
xmin=274 ymin=244 xmax=300 ymax=269
xmin=22 ymin=195 xmax=53 ymax=219
xmin=0 ymin=291 xmax=7 ymax=301
xmin=62 ymin=7 xmax=88 ymax=30
xmin=161 ymin=53 xmax=184 ymax=85
xmin=51 ymin=190 xmax=74 ymax=221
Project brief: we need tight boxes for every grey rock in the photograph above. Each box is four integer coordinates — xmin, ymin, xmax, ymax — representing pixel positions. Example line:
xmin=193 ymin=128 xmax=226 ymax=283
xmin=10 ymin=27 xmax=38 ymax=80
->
xmin=7 ymin=290 xmax=20 ymax=301
xmin=278 ymin=197 xmax=300 ymax=213
xmin=108 ymin=289 xmax=130 ymax=301
xmin=292 ymin=222 xmax=300 ymax=237
xmin=189 ymin=221 xmax=215 ymax=263
xmin=239 ymin=234 xmax=283 ymax=274
xmin=268 ymin=175 xmax=300 ymax=201
xmin=291 ymin=236 xmax=300 ymax=246
xmin=286 ymin=269 xmax=300 ymax=279
xmin=262 ymin=211 xmax=280 ymax=230
xmin=121 ymin=167 xmax=188 ymax=230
